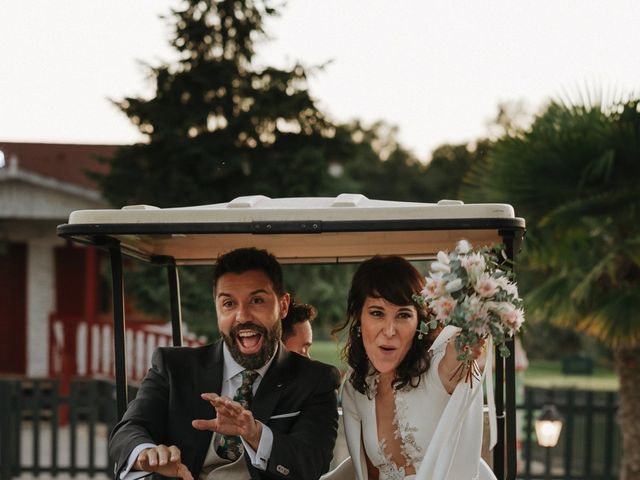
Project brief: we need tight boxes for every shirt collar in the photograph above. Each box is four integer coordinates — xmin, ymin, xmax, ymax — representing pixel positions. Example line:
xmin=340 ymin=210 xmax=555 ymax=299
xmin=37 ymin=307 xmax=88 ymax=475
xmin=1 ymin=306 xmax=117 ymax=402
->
xmin=222 ymin=341 xmax=278 ymax=382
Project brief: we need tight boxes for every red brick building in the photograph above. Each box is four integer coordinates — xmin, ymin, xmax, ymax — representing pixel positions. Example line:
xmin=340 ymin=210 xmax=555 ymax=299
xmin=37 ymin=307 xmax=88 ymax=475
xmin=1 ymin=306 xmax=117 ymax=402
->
xmin=0 ymin=142 xmax=115 ymax=377
xmin=0 ymin=142 xmax=200 ymax=381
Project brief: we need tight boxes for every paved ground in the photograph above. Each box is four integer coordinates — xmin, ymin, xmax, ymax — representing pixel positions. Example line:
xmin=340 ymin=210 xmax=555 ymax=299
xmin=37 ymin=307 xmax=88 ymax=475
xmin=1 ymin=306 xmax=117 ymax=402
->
xmin=13 ymin=421 xmax=546 ymax=479
xmin=13 ymin=422 xmax=110 ymax=480
xmin=13 ymin=421 xmax=349 ymax=480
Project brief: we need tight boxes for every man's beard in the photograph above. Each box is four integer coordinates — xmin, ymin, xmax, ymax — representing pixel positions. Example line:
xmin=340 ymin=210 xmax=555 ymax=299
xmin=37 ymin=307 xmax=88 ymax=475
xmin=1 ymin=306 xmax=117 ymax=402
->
xmin=222 ymin=321 xmax=281 ymax=370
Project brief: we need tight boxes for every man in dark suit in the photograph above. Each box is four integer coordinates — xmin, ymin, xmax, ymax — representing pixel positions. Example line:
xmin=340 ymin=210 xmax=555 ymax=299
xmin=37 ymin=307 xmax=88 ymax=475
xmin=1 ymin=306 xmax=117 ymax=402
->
xmin=109 ymin=248 xmax=341 ymax=480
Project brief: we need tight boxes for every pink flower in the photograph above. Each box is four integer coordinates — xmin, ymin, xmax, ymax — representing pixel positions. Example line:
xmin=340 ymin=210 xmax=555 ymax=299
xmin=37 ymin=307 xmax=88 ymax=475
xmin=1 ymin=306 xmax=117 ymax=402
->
xmin=474 ymin=273 xmax=498 ymax=298
xmin=489 ymin=302 xmax=525 ymax=332
xmin=431 ymin=295 xmax=456 ymax=321
xmin=503 ymin=307 xmax=525 ymax=332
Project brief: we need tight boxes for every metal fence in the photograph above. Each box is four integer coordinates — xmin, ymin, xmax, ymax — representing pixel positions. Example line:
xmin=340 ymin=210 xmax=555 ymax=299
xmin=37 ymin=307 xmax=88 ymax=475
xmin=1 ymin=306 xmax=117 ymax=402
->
xmin=0 ymin=378 xmax=116 ymax=480
xmin=0 ymin=380 xmax=621 ymax=480
xmin=518 ymin=387 xmax=620 ymax=479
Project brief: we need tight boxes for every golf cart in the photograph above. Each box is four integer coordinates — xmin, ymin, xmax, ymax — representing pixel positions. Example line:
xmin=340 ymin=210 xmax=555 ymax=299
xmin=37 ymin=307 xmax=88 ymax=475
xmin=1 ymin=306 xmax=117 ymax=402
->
xmin=57 ymin=193 xmax=526 ymax=480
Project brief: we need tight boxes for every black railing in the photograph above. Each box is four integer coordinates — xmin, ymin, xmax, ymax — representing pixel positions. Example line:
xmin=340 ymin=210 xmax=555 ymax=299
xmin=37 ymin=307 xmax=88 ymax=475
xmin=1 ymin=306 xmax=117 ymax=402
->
xmin=518 ymin=387 xmax=620 ymax=480
xmin=0 ymin=378 xmax=117 ymax=480
xmin=0 ymin=380 xmax=621 ymax=480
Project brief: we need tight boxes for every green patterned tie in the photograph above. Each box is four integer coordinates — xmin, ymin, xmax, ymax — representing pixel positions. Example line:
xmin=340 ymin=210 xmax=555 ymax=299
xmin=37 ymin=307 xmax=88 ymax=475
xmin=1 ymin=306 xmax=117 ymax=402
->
xmin=217 ymin=369 xmax=259 ymax=461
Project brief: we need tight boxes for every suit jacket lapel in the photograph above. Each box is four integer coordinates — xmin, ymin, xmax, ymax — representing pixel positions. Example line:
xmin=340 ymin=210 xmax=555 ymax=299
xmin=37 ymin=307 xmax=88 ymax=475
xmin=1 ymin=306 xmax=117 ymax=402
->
xmin=199 ymin=340 xmax=224 ymax=397
xmin=192 ymin=341 xmax=225 ymax=474
xmin=251 ymin=343 xmax=290 ymax=424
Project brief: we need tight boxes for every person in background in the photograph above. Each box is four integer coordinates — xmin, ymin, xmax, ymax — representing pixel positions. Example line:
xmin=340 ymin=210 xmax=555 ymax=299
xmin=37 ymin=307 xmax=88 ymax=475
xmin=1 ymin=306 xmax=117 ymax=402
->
xmin=109 ymin=248 xmax=340 ymax=480
xmin=281 ymin=300 xmax=317 ymax=358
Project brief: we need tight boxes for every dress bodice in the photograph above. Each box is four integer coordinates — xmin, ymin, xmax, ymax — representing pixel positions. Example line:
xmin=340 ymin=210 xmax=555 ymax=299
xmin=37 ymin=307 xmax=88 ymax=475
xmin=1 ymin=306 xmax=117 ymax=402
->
xmin=355 ymin=345 xmax=451 ymax=479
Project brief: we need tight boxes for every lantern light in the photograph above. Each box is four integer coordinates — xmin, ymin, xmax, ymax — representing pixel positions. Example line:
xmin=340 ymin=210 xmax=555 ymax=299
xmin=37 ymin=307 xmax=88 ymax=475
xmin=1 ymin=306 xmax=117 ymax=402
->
xmin=535 ymin=404 xmax=563 ymax=448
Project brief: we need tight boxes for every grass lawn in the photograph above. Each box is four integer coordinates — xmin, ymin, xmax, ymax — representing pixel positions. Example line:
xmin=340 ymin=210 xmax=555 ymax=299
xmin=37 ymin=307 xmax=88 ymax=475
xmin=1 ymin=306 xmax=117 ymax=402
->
xmin=310 ymin=341 xmax=619 ymax=391
xmin=311 ymin=340 xmax=346 ymax=370
xmin=524 ymin=359 xmax=618 ymax=390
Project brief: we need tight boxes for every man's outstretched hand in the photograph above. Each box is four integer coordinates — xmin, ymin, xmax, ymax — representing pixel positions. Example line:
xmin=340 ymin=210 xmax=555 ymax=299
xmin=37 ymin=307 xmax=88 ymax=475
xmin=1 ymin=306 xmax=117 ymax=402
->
xmin=134 ymin=445 xmax=193 ymax=480
xmin=192 ymin=393 xmax=263 ymax=450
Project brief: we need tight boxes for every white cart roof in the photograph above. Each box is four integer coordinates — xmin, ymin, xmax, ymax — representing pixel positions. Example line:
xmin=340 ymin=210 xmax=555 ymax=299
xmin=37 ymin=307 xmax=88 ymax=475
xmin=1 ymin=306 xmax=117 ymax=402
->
xmin=58 ymin=194 xmax=525 ymax=264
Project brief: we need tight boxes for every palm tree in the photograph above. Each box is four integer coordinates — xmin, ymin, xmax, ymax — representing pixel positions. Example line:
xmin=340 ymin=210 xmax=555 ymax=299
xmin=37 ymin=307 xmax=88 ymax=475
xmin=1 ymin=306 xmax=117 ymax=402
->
xmin=464 ymin=97 xmax=640 ymax=479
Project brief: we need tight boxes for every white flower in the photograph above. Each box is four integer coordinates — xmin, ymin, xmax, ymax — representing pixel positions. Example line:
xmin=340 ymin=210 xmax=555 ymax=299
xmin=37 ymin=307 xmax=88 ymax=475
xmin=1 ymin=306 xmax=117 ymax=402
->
xmin=437 ymin=250 xmax=450 ymax=265
xmin=474 ymin=273 xmax=498 ymax=298
xmin=430 ymin=261 xmax=451 ymax=274
xmin=461 ymin=252 xmax=486 ymax=283
xmin=496 ymin=276 xmax=519 ymax=297
xmin=456 ymin=239 xmax=472 ymax=254
xmin=445 ymin=278 xmax=464 ymax=293
xmin=422 ymin=275 xmax=447 ymax=299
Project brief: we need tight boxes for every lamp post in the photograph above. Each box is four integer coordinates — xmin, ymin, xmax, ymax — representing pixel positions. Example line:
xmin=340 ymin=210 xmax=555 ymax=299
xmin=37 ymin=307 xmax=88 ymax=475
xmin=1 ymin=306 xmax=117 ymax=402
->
xmin=535 ymin=404 xmax=563 ymax=479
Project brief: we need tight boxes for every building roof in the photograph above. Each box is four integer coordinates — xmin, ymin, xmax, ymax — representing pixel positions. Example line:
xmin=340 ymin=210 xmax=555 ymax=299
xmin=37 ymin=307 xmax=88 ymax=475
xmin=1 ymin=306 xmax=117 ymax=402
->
xmin=0 ymin=141 xmax=118 ymax=191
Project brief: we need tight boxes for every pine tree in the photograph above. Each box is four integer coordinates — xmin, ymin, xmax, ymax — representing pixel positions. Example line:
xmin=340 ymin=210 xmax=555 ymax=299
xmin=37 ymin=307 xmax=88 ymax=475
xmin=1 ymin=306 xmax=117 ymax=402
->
xmin=97 ymin=0 xmax=351 ymax=207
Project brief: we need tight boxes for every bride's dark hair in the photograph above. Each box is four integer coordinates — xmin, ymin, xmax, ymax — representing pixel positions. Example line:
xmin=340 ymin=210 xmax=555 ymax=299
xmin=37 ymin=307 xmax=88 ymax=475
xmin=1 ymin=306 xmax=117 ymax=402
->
xmin=334 ymin=255 xmax=433 ymax=398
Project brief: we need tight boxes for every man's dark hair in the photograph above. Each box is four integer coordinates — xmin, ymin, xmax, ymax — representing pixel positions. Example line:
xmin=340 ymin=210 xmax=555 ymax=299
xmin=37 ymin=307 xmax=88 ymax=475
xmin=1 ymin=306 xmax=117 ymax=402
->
xmin=213 ymin=247 xmax=285 ymax=296
xmin=282 ymin=302 xmax=317 ymax=341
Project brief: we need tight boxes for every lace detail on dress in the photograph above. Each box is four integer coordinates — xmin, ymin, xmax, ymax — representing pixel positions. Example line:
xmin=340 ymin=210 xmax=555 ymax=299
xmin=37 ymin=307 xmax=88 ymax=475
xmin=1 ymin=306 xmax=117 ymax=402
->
xmin=378 ymin=462 xmax=407 ymax=480
xmin=371 ymin=384 xmax=425 ymax=480
xmin=376 ymin=438 xmax=407 ymax=480
xmin=394 ymin=393 xmax=423 ymax=466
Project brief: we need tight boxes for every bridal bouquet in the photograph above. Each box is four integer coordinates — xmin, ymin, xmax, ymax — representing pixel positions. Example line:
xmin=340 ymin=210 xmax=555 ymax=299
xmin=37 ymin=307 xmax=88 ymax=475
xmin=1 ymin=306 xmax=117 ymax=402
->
xmin=415 ymin=240 xmax=524 ymax=383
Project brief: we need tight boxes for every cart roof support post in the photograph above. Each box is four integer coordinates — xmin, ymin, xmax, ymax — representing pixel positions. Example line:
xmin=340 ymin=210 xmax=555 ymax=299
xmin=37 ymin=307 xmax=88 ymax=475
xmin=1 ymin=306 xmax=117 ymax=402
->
xmin=166 ymin=263 xmax=183 ymax=347
xmin=109 ymin=245 xmax=128 ymax=420
xmin=494 ymin=339 xmax=506 ymax=479
xmin=495 ymin=228 xmax=525 ymax=480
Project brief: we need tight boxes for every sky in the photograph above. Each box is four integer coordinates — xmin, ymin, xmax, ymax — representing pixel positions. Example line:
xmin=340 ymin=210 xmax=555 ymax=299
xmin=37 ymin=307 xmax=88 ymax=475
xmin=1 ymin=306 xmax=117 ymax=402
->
xmin=1 ymin=0 xmax=639 ymax=161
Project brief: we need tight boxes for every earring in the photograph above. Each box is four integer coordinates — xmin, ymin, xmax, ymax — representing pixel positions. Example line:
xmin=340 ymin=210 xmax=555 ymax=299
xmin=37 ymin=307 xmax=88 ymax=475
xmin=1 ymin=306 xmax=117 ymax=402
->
xmin=356 ymin=325 xmax=361 ymax=338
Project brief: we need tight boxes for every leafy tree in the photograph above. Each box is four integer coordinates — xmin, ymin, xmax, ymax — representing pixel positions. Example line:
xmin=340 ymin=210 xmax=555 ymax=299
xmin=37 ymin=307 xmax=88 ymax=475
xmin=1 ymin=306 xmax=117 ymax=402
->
xmin=339 ymin=121 xmax=429 ymax=201
xmin=427 ymin=140 xmax=491 ymax=202
xmin=95 ymin=0 xmax=353 ymax=208
xmin=91 ymin=0 xmax=402 ymax=336
xmin=463 ymin=98 xmax=640 ymax=479
xmin=93 ymin=0 xmax=505 ymax=342
xmin=282 ymin=263 xmax=357 ymax=339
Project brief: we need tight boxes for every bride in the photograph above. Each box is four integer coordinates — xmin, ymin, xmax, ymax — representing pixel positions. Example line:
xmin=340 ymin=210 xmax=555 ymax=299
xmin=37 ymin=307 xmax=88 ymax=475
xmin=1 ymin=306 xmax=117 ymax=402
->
xmin=327 ymin=255 xmax=496 ymax=480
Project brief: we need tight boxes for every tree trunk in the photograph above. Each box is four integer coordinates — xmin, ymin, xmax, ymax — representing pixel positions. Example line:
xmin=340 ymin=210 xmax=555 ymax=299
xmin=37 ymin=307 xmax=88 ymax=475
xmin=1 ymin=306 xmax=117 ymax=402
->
xmin=616 ymin=346 xmax=640 ymax=480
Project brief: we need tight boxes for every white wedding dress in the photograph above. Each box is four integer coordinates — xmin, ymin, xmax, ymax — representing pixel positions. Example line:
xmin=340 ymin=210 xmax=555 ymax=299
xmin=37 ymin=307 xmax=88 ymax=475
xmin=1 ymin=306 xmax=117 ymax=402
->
xmin=323 ymin=326 xmax=497 ymax=480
